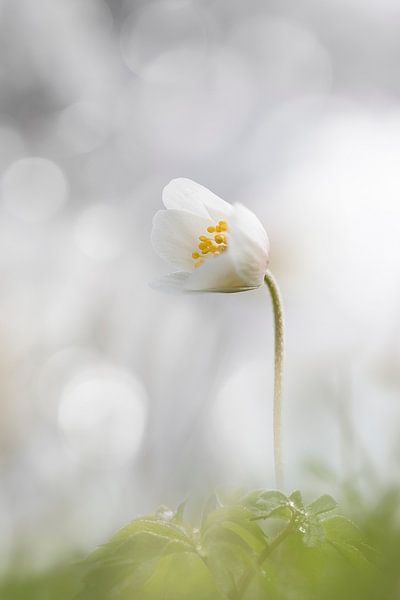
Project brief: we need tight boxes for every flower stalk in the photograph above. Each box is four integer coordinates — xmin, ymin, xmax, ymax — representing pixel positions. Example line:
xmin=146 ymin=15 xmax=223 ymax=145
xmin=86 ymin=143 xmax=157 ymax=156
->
xmin=264 ymin=270 xmax=284 ymax=490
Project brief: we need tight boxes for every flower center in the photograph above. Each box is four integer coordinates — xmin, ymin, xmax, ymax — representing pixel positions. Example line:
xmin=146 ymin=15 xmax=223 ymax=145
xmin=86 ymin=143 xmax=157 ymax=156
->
xmin=192 ymin=220 xmax=228 ymax=268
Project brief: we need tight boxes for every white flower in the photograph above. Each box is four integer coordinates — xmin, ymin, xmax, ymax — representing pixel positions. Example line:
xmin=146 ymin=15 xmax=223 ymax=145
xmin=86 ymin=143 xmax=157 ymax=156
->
xmin=151 ymin=179 xmax=270 ymax=293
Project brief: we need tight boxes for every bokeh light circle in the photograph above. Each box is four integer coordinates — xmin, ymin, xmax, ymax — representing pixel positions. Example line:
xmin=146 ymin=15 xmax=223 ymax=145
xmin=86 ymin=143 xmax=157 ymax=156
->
xmin=120 ymin=1 xmax=209 ymax=83
xmin=0 ymin=125 xmax=26 ymax=173
xmin=58 ymin=367 xmax=148 ymax=468
xmin=2 ymin=157 xmax=68 ymax=222
xmin=56 ymin=102 xmax=109 ymax=155
xmin=74 ymin=203 xmax=127 ymax=260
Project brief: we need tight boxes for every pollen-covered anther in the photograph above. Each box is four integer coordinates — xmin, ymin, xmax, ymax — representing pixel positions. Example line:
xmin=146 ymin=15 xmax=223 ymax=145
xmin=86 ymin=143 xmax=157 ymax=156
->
xmin=192 ymin=220 xmax=229 ymax=265
xmin=199 ymin=242 xmax=210 ymax=251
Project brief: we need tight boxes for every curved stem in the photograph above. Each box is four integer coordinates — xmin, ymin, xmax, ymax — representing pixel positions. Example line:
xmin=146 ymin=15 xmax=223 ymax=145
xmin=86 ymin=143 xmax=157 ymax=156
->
xmin=264 ymin=271 xmax=284 ymax=490
xmin=235 ymin=513 xmax=295 ymax=599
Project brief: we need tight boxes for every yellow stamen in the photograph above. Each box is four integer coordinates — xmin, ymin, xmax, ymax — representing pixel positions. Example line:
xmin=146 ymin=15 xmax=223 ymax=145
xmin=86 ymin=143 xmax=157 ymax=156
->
xmin=192 ymin=220 xmax=229 ymax=265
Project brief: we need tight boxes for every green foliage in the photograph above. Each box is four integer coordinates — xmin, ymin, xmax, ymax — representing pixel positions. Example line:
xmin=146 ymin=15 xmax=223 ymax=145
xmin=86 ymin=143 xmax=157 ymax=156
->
xmin=0 ymin=564 xmax=79 ymax=600
xmin=7 ymin=487 xmax=400 ymax=600
xmin=76 ymin=489 xmax=376 ymax=600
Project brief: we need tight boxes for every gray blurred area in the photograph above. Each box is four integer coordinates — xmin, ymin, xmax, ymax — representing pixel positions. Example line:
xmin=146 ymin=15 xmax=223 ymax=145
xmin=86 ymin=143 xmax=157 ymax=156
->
xmin=1 ymin=0 xmax=400 ymax=571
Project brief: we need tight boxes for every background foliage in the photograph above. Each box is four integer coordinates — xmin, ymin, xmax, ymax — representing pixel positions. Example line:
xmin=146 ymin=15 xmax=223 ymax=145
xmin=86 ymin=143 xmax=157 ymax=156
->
xmin=3 ymin=485 xmax=400 ymax=599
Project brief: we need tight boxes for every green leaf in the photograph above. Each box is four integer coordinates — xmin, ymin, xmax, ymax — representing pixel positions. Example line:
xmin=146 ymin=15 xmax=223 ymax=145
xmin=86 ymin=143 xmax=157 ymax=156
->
xmin=328 ymin=541 xmax=372 ymax=569
xmin=201 ymin=504 xmax=268 ymax=598
xmin=139 ymin=551 xmax=223 ymax=600
xmin=323 ymin=515 xmax=364 ymax=547
xmin=323 ymin=515 xmax=374 ymax=567
xmin=243 ymin=490 xmax=291 ymax=521
xmin=307 ymin=495 xmax=337 ymax=517
xmin=79 ymin=516 xmax=200 ymax=599
xmin=221 ymin=521 xmax=266 ymax=554
xmin=288 ymin=490 xmax=305 ymax=512
xmin=300 ymin=517 xmax=325 ymax=547
xmin=202 ymin=506 xmax=267 ymax=553
xmin=204 ymin=540 xmax=256 ymax=599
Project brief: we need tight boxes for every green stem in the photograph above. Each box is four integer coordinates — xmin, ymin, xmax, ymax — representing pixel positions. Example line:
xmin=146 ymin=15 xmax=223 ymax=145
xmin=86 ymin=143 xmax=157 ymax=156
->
xmin=264 ymin=271 xmax=284 ymax=490
xmin=235 ymin=514 xmax=295 ymax=599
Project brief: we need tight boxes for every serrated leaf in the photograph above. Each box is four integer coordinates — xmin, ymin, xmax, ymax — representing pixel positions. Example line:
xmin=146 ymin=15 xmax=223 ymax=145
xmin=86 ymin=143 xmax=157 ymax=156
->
xmin=245 ymin=490 xmax=287 ymax=507
xmin=90 ymin=517 xmax=192 ymax=559
xmin=307 ymin=495 xmax=337 ymax=517
xmin=79 ymin=517 xmax=199 ymax=599
xmin=242 ymin=490 xmax=290 ymax=521
xmin=288 ymin=490 xmax=304 ymax=511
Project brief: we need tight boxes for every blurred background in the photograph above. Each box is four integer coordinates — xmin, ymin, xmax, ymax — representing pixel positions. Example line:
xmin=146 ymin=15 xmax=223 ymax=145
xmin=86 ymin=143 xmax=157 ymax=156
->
xmin=1 ymin=0 xmax=400 ymax=576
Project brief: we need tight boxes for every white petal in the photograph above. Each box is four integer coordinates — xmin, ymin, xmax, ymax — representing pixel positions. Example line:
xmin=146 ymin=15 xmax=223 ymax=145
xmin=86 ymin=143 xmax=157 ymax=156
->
xmin=184 ymin=253 xmax=260 ymax=293
xmin=162 ymin=178 xmax=210 ymax=218
xmin=150 ymin=271 xmax=190 ymax=294
xmin=228 ymin=203 xmax=270 ymax=286
xmin=163 ymin=178 xmax=232 ymax=222
xmin=233 ymin=203 xmax=269 ymax=251
xmin=151 ymin=209 xmax=212 ymax=271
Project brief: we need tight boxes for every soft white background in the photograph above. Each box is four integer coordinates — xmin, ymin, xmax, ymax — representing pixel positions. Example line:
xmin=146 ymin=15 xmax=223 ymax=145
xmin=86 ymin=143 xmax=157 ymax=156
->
xmin=1 ymin=0 xmax=399 ymax=570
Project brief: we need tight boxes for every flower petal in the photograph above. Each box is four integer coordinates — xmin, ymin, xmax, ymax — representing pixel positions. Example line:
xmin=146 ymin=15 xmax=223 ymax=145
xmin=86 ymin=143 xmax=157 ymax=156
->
xmin=184 ymin=253 xmax=260 ymax=293
xmin=150 ymin=271 xmax=190 ymax=294
xmin=163 ymin=178 xmax=232 ymax=222
xmin=233 ymin=203 xmax=269 ymax=251
xmin=228 ymin=203 xmax=270 ymax=286
xmin=162 ymin=178 xmax=210 ymax=218
xmin=151 ymin=208 xmax=212 ymax=271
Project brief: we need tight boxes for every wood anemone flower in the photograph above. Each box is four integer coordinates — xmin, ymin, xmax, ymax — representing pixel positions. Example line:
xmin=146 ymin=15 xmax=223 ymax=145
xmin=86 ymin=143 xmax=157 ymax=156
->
xmin=151 ymin=178 xmax=270 ymax=293
xmin=151 ymin=177 xmax=284 ymax=490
